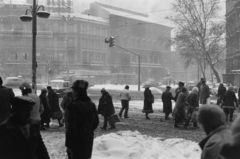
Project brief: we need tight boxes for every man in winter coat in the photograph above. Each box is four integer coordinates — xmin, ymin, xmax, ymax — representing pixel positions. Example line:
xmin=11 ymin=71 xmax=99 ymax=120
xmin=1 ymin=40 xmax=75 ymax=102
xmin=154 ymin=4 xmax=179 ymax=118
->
xmin=200 ymin=80 xmax=210 ymax=104
xmin=0 ymin=76 xmax=15 ymax=124
xmin=196 ymin=78 xmax=205 ymax=92
xmin=39 ymin=88 xmax=51 ymax=130
xmin=47 ymin=86 xmax=63 ymax=127
xmin=142 ymin=87 xmax=154 ymax=119
xmin=221 ymin=115 xmax=240 ymax=159
xmin=222 ymin=86 xmax=238 ymax=122
xmin=98 ymin=88 xmax=115 ymax=130
xmin=0 ymin=96 xmax=50 ymax=159
xmin=185 ymin=87 xmax=199 ymax=128
xmin=217 ymin=83 xmax=226 ymax=105
xmin=65 ymin=80 xmax=99 ymax=159
xmin=162 ymin=86 xmax=174 ymax=120
xmin=174 ymin=82 xmax=185 ymax=101
xmin=119 ymin=85 xmax=131 ymax=118
xmin=198 ymin=105 xmax=232 ymax=159
xmin=19 ymin=82 xmax=44 ymax=131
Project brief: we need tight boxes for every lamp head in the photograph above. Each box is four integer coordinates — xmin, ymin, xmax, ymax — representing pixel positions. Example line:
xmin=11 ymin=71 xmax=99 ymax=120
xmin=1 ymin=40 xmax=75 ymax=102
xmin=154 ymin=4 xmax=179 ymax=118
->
xmin=20 ymin=15 xmax=32 ymax=22
xmin=37 ymin=11 xmax=50 ymax=19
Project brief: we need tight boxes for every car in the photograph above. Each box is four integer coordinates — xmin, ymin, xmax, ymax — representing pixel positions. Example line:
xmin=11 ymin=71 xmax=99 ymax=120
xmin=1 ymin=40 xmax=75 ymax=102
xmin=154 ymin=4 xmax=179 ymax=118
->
xmin=48 ymin=79 xmax=70 ymax=98
xmin=3 ymin=77 xmax=24 ymax=88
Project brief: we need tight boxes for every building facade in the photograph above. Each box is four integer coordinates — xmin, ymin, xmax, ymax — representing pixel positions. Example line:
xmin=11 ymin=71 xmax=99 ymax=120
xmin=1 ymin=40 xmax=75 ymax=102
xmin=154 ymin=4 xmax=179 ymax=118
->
xmin=225 ymin=0 xmax=240 ymax=85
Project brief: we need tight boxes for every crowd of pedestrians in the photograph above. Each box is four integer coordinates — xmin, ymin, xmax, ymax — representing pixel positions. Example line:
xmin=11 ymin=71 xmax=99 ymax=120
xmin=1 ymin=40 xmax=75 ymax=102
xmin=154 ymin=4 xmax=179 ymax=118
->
xmin=1 ymin=75 xmax=240 ymax=159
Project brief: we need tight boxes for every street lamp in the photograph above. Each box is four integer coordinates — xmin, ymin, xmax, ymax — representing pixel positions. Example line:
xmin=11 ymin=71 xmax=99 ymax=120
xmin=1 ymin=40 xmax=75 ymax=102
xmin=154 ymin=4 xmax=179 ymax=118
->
xmin=61 ymin=15 xmax=75 ymax=81
xmin=20 ymin=0 xmax=50 ymax=93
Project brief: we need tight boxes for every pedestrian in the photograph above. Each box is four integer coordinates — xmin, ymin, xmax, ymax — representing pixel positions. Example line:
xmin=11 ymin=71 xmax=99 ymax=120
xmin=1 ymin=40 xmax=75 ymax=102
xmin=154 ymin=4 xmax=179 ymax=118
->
xmin=196 ymin=78 xmax=205 ymax=92
xmin=142 ymin=87 xmax=154 ymax=119
xmin=221 ymin=115 xmax=240 ymax=159
xmin=65 ymin=80 xmax=99 ymax=159
xmin=162 ymin=86 xmax=175 ymax=120
xmin=174 ymin=82 xmax=185 ymax=101
xmin=198 ymin=105 xmax=232 ymax=159
xmin=173 ymin=87 xmax=189 ymax=128
xmin=222 ymin=86 xmax=239 ymax=122
xmin=98 ymin=88 xmax=115 ymax=130
xmin=61 ymin=88 xmax=74 ymax=130
xmin=185 ymin=87 xmax=199 ymax=128
xmin=19 ymin=82 xmax=44 ymax=131
xmin=217 ymin=83 xmax=227 ymax=105
xmin=0 ymin=96 xmax=50 ymax=159
xmin=47 ymin=86 xmax=63 ymax=127
xmin=39 ymin=88 xmax=51 ymax=130
xmin=200 ymin=80 xmax=210 ymax=104
xmin=119 ymin=85 xmax=131 ymax=118
xmin=0 ymin=76 xmax=15 ymax=124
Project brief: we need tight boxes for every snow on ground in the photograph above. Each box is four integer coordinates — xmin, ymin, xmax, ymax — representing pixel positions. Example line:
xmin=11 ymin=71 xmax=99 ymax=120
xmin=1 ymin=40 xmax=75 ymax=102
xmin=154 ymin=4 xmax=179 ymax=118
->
xmin=93 ymin=131 xmax=201 ymax=159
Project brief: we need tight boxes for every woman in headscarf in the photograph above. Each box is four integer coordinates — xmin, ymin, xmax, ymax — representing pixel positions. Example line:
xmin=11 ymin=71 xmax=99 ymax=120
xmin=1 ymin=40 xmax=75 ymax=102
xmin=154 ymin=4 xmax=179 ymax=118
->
xmin=142 ymin=87 xmax=154 ymax=119
xmin=173 ymin=87 xmax=189 ymax=128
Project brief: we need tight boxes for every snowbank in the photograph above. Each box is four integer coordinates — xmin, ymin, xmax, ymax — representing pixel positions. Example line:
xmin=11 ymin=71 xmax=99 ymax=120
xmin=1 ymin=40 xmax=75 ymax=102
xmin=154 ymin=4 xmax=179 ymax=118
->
xmin=92 ymin=131 xmax=201 ymax=159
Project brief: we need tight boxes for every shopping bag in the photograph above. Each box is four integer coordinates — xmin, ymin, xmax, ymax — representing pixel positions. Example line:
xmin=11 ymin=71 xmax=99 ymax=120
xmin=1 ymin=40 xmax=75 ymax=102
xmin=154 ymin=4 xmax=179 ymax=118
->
xmin=108 ymin=114 xmax=120 ymax=125
xmin=51 ymin=110 xmax=63 ymax=120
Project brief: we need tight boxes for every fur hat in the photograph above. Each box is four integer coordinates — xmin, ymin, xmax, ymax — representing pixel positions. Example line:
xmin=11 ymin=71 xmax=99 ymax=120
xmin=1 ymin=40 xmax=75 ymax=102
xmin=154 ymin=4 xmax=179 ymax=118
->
xmin=71 ymin=80 xmax=89 ymax=90
xmin=178 ymin=82 xmax=184 ymax=86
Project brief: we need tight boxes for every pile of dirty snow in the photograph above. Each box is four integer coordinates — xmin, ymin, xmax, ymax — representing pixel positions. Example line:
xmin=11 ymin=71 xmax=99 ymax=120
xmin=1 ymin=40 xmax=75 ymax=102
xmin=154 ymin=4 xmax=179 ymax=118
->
xmin=92 ymin=131 xmax=201 ymax=159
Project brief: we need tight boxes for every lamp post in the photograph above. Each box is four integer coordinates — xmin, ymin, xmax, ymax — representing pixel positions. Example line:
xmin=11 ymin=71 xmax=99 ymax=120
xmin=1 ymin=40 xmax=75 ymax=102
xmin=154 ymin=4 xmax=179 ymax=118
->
xmin=61 ymin=15 xmax=74 ymax=81
xmin=20 ymin=0 xmax=50 ymax=93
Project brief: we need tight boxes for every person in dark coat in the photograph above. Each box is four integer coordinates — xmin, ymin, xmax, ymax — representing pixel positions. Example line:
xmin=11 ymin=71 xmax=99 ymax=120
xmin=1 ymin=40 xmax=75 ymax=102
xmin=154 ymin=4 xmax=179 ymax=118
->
xmin=221 ymin=115 xmax=240 ymax=159
xmin=200 ymin=80 xmax=210 ymax=104
xmin=196 ymin=78 xmax=205 ymax=93
xmin=185 ymin=87 xmax=199 ymax=128
xmin=173 ymin=87 xmax=189 ymax=128
xmin=162 ymin=86 xmax=174 ymax=120
xmin=222 ymin=86 xmax=239 ymax=122
xmin=217 ymin=83 xmax=227 ymax=105
xmin=39 ymin=88 xmax=51 ymax=130
xmin=0 ymin=96 xmax=50 ymax=159
xmin=174 ymin=81 xmax=185 ymax=101
xmin=142 ymin=87 xmax=154 ymax=119
xmin=98 ymin=88 xmax=115 ymax=130
xmin=66 ymin=80 xmax=99 ymax=159
xmin=0 ymin=76 xmax=15 ymax=124
xmin=198 ymin=105 xmax=232 ymax=159
xmin=47 ymin=86 xmax=63 ymax=127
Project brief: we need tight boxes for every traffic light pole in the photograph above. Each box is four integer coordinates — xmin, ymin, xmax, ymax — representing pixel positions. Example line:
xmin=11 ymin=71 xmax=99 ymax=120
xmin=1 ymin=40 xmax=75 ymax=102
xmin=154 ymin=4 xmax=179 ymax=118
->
xmin=113 ymin=44 xmax=141 ymax=91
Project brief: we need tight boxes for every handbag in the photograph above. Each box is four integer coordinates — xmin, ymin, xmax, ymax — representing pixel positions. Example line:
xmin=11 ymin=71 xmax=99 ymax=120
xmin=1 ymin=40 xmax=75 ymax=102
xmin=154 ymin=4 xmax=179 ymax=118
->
xmin=51 ymin=110 xmax=63 ymax=119
xmin=108 ymin=114 xmax=120 ymax=125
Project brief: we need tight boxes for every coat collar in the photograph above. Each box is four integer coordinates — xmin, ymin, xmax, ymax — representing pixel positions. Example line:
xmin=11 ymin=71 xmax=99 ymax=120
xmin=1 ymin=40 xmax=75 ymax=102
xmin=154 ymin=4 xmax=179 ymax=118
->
xmin=199 ymin=125 xmax=227 ymax=149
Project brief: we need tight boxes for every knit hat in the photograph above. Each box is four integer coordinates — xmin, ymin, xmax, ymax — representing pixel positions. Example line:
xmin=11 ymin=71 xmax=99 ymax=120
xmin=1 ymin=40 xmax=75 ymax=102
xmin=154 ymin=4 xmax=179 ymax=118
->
xmin=19 ymin=82 xmax=31 ymax=90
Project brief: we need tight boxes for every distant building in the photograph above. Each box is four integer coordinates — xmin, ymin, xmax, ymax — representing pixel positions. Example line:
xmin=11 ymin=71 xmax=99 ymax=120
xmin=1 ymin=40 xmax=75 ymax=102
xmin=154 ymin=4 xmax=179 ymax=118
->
xmin=225 ymin=0 xmax=240 ymax=85
xmin=85 ymin=2 xmax=173 ymax=81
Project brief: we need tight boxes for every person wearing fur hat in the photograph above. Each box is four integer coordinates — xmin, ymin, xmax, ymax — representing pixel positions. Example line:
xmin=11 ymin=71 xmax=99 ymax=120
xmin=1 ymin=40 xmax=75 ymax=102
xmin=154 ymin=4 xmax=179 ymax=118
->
xmin=221 ymin=115 xmax=240 ymax=159
xmin=97 ymin=88 xmax=115 ymax=130
xmin=65 ymin=80 xmax=99 ymax=159
xmin=222 ymin=86 xmax=239 ymax=122
xmin=174 ymin=81 xmax=185 ymax=101
xmin=198 ymin=105 xmax=232 ymax=159
xmin=0 ymin=96 xmax=50 ymax=159
xmin=185 ymin=87 xmax=199 ymax=128
xmin=0 ymin=76 xmax=15 ymax=124
xmin=19 ymin=82 xmax=44 ymax=131
xmin=162 ymin=86 xmax=175 ymax=120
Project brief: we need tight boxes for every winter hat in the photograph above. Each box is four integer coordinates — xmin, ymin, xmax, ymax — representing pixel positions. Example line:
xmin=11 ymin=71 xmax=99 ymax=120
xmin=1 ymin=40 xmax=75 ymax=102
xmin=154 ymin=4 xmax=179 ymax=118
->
xmin=192 ymin=87 xmax=199 ymax=93
xmin=178 ymin=82 xmax=184 ymax=86
xmin=101 ymin=88 xmax=106 ymax=92
xmin=198 ymin=105 xmax=226 ymax=128
xmin=166 ymin=86 xmax=171 ymax=89
xmin=71 ymin=80 xmax=89 ymax=90
xmin=41 ymin=88 xmax=48 ymax=94
xmin=19 ymin=82 xmax=31 ymax=90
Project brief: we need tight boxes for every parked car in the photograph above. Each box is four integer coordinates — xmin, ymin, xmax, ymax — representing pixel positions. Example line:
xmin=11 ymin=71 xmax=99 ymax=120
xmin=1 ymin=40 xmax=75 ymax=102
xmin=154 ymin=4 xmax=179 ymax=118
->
xmin=3 ymin=77 xmax=24 ymax=88
xmin=49 ymin=79 xmax=70 ymax=98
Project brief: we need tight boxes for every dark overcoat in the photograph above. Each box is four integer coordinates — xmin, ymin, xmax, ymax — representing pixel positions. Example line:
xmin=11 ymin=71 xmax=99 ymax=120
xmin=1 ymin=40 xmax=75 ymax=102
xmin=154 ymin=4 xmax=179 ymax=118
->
xmin=188 ymin=92 xmax=199 ymax=109
xmin=143 ymin=88 xmax=154 ymax=113
xmin=0 ymin=85 xmax=15 ymax=124
xmin=47 ymin=90 xmax=61 ymax=112
xmin=162 ymin=91 xmax=174 ymax=113
xmin=97 ymin=92 xmax=115 ymax=117
xmin=39 ymin=93 xmax=51 ymax=124
xmin=223 ymin=90 xmax=238 ymax=107
xmin=200 ymin=84 xmax=210 ymax=104
xmin=218 ymin=85 xmax=226 ymax=101
xmin=66 ymin=96 xmax=99 ymax=159
xmin=0 ymin=117 xmax=50 ymax=159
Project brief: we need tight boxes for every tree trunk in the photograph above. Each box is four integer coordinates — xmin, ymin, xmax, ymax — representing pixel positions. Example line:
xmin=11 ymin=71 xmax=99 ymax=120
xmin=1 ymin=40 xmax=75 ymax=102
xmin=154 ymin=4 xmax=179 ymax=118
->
xmin=210 ymin=64 xmax=221 ymax=83
xmin=198 ymin=61 xmax=206 ymax=79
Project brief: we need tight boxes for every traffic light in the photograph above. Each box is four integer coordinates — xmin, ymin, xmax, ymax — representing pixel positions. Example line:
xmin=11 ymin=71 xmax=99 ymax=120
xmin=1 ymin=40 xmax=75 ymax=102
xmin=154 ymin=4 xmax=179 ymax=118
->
xmin=109 ymin=36 xmax=115 ymax=47
xmin=104 ymin=36 xmax=115 ymax=47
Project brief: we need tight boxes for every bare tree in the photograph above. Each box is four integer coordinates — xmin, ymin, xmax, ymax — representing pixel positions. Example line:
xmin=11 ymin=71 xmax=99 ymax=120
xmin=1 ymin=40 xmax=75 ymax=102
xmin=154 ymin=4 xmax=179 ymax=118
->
xmin=167 ymin=0 xmax=225 ymax=82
